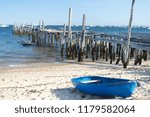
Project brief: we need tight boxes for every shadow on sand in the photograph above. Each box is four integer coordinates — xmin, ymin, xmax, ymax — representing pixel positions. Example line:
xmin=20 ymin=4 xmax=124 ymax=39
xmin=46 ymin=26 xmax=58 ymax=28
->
xmin=51 ymin=87 xmax=131 ymax=100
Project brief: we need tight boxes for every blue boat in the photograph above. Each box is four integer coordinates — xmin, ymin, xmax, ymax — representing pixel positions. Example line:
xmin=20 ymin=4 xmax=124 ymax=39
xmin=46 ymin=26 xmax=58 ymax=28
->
xmin=71 ymin=76 xmax=137 ymax=98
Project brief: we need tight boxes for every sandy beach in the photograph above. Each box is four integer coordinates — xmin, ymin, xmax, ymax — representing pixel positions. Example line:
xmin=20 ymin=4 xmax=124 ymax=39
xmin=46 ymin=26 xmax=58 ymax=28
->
xmin=0 ymin=59 xmax=149 ymax=100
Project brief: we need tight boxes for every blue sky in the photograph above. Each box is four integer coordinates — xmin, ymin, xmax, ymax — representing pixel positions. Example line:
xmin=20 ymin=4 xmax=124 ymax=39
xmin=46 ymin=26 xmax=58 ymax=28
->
xmin=0 ymin=0 xmax=149 ymax=26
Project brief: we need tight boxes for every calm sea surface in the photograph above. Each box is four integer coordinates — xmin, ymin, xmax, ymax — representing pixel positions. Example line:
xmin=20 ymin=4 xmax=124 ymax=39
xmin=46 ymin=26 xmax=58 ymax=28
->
xmin=0 ymin=25 xmax=150 ymax=66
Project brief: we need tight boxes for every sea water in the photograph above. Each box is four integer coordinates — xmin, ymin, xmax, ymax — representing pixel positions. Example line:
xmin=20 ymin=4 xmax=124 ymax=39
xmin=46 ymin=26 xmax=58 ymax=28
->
xmin=0 ymin=25 xmax=150 ymax=66
xmin=0 ymin=25 xmax=62 ymax=67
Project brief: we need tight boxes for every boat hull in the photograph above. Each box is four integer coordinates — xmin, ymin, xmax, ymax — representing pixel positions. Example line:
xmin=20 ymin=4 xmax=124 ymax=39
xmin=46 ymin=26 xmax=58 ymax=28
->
xmin=71 ymin=76 xmax=137 ymax=98
xmin=18 ymin=41 xmax=35 ymax=46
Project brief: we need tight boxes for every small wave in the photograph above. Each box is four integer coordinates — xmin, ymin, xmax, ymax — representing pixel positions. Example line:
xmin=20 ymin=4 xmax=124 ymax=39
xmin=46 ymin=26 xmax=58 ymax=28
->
xmin=8 ymin=64 xmax=26 ymax=67
xmin=86 ymin=26 xmax=90 ymax=29
xmin=0 ymin=24 xmax=9 ymax=28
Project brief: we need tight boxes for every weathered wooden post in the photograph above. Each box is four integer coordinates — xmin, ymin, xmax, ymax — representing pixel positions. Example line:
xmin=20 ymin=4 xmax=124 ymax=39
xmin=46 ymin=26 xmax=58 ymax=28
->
xmin=42 ymin=20 xmax=46 ymax=46
xmin=112 ymin=43 xmax=116 ymax=61
xmin=35 ymin=30 xmax=38 ymax=45
xmin=35 ymin=31 xmax=38 ymax=45
xmin=47 ymin=33 xmax=50 ymax=46
xmin=42 ymin=20 xmax=45 ymax=31
xmin=29 ymin=33 xmax=31 ymax=41
xmin=75 ymin=34 xmax=80 ymax=58
xmin=142 ymin=50 xmax=147 ymax=61
xmin=66 ymin=8 xmax=72 ymax=58
xmin=147 ymin=51 xmax=150 ymax=60
xmin=51 ymin=33 xmax=54 ymax=46
xmin=105 ymin=42 xmax=109 ymax=61
xmin=39 ymin=32 xmax=42 ymax=46
xmin=49 ymin=33 xmax=52 ymax=45
xmin=134 ymin=49 xmax=139 ymax=65
xmin=85 ymin=38 xmax=90 ymax=59
xmin=55 ymin=33 xmax=58 ymax=47
xmin=91 ymin=39 xmax=96 ymax=61
xmin=123 ymin=0 xmax=135 ymax=68
xmin=73 ymin=33 xmax=79 ymax=59
xmin=61 ymin=24 xmax=66 ymax=57
xmin=68 ymin=8 xmax=72 ymax=40
xmin=100 ymin=42 xmax=103 ymax=58
xmin=134 ymin=48 xmax=142 ymax=65
xmin=31 ymin=33 xmax=35 ymax=43
xmin=116 ymin=44 xmax=122 ymax=64
xmin=45 ymin=32 xmax=47 ymax=46
xmin=71 ymin=40 xmax=76 ymax=59
xmin=109 ymin=42 xmax=113 ymax=64
xmin=39 ymin=20 xmax=41 ymax=31
xmin=130 ymin=48 xmax=135 ymax=59
xmin=96 ymin=41 xmax=100 ymax=60
xmin=78 ymin=14 xmax=86 ymax=62
xmin=139 ymin=50 xmax=142 ymax=65
xmin=102 ymin=42 xmax=106 ymax=60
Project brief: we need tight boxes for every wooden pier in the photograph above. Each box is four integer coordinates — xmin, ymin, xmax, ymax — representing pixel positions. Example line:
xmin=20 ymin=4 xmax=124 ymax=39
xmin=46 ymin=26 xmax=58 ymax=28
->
xmin=12 ymin=7 xmax=150 ymax=68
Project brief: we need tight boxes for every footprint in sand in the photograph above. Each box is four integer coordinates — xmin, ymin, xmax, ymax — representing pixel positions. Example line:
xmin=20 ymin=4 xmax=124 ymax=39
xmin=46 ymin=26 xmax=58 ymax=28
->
xmin=0 ymin=95 xmax=4 ymax=98
xmin=41 ymin=97 xmax=45 ymax=100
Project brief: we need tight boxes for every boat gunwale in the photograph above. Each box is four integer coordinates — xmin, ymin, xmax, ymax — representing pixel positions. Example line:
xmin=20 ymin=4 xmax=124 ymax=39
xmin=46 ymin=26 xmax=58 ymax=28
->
xmin=71 ymin=76 xmax=137 ymax=86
